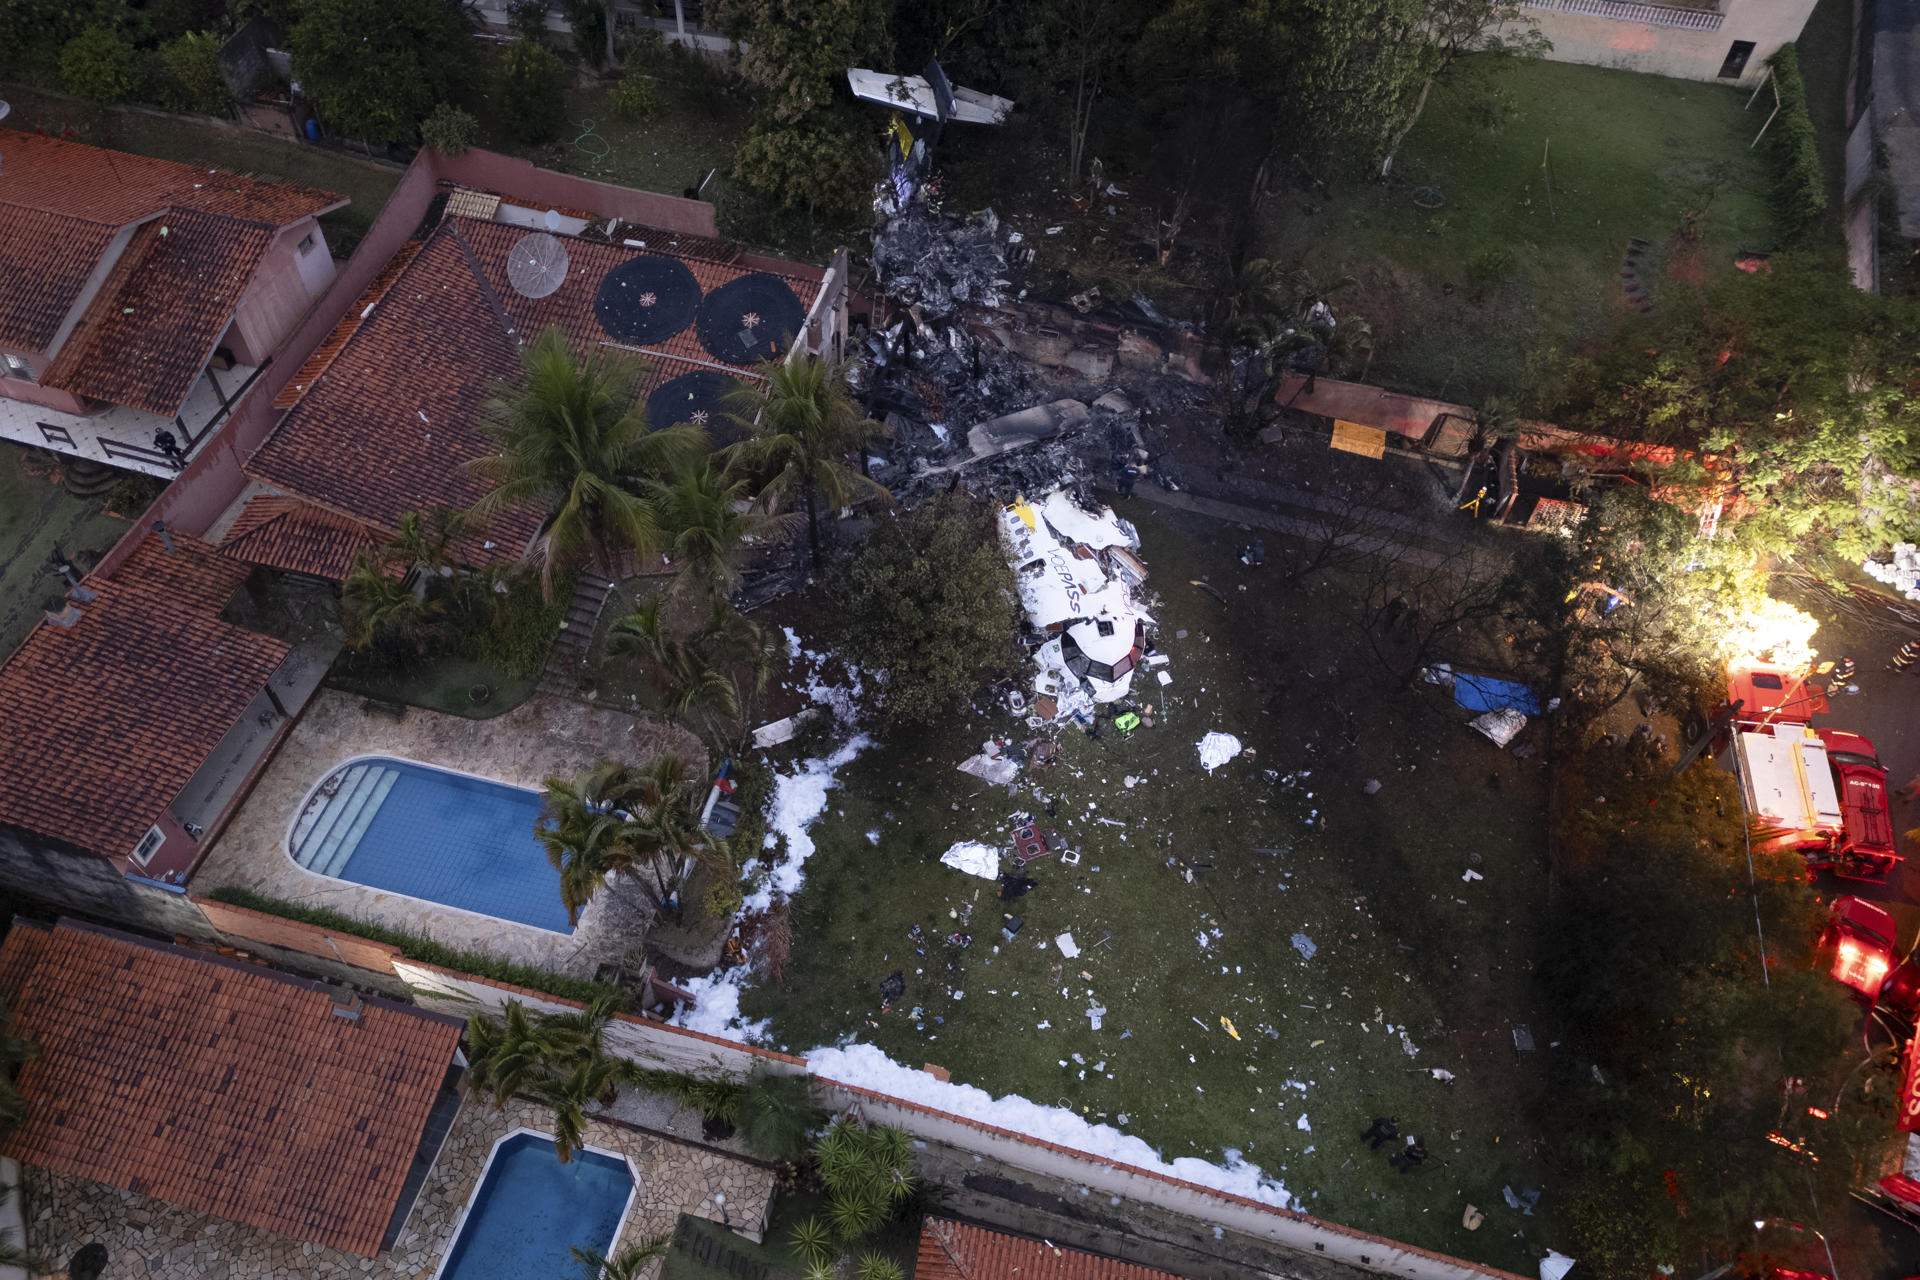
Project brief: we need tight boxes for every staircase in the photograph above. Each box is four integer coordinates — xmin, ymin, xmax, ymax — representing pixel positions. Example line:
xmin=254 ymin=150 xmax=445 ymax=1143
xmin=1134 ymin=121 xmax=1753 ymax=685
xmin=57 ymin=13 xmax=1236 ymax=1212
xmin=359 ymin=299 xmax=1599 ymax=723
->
xmin=291 ymin=762 xmax=400 ymax=877
xmin=539 ymin=570 xmax=616 ymax=699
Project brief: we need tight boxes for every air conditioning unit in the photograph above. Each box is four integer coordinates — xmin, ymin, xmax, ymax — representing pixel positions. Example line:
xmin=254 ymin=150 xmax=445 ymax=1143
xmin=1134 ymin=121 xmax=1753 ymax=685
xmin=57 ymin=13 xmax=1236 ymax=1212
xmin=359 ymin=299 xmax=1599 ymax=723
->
xmin=130 ymin=825 xmax=166 ymax=867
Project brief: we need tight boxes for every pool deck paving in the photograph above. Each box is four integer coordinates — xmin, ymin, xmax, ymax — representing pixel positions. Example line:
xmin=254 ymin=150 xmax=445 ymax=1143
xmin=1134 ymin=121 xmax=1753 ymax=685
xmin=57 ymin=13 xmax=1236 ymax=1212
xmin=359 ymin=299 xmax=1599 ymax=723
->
xmin=193 ymin=687 xmax=706 ymax=977
xmin=22 ymin=1091 xmax=777 ymax=1280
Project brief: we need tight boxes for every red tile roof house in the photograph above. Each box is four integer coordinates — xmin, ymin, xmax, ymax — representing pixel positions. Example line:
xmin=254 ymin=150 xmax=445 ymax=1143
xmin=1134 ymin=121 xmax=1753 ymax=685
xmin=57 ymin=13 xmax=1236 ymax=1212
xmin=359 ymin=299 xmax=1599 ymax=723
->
xmin=0 ymin=128 xmax=346 ymax=478
xmin=916 ymin=1217 xmax=1185 ymax=1280
xmin=0 ymin=143 xmax=848 ymax=950
xmin=0 ymin=918 xmax=465 ymax=1259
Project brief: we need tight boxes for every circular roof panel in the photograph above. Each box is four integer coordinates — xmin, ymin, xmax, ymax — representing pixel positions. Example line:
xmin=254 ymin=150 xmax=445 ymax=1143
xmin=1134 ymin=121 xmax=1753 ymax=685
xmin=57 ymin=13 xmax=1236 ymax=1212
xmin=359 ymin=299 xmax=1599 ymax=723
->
xmin=647 ymin=371 xmax=745 ymax=446
xmin=695 ymin=273 xmax=807 ymax=366
xmin=593 ymin=255 xmax=701 ymax=344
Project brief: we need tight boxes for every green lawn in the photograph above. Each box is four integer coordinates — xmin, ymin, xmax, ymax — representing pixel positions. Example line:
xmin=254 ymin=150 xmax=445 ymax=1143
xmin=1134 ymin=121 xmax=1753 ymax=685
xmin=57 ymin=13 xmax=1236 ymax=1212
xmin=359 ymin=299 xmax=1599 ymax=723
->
xmin=0 ymin=85 xmax=404 ymax=253
xmin=0 ymin=450 xmax=130 ymax=655
xmin=1259 ymin=56 xmax=1776 ymax=404
xmin=733 ymin=505 xmax=1559 ymax=1273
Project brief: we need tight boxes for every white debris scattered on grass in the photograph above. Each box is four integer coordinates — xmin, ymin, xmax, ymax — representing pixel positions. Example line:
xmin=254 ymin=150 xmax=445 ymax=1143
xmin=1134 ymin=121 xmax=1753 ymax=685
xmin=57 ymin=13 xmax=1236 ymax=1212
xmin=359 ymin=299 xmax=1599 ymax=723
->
xmin=782 ymin=626 xmax=805 ymax=661
xmin=940 ymin=841 xmax=1001 ymax=880
xmin=1056 ymin=932 xmax=1081 ymax=959
xmin=1539 ymin=1251 xmax=1576 ymax=1280
xmin=1462 ymin=868 xmax=1483 ymax=882
xmin=1087 ymin=1004 xmax=1106 ymax=1030
xmin=674 ymin=686 xmax=871 ymax=1037
xmin=1431 ymin=1068 xmax=1456 ymax=1083
xmin=1399 ymin=1031 xmax=1421 ymax=1058
xmin=1296 ymin=1114 xmax=1311 ymax=1133
xmin=1197 ymin=732 xmax=1243 ymax=773
xmin=866 ymin=829 xmax=881 ymax=845
xmin=1290 ymin=933 xmax=1317 ymax=960
xmin=806 ymin=1044 xmax=1298 ymax=1210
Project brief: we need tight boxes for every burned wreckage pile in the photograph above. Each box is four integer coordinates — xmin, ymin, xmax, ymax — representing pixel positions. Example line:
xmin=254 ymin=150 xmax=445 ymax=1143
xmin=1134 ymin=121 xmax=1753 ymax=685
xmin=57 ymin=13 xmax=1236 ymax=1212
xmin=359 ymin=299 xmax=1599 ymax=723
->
xmin=851 ymin=203 xmax=1204 ymax=504
xmin=849 ymin=203 xmax=1196 ymax=725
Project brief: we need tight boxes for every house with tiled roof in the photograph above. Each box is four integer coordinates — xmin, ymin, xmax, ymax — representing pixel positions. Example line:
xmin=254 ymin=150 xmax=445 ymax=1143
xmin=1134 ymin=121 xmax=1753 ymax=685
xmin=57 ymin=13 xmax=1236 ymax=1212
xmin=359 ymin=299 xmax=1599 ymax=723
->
xmin=915 ymin=1217 xmax=1186 ymax=1280
xmin=0 ymin=527 xmax=330 ymax=879
xmin=0 ymin=128 xmax=345 ymax=478
xmin=0 ymin=918 xmax=464 ymax=1257
xmin=223 ymin=186 xmax=835 ymax=577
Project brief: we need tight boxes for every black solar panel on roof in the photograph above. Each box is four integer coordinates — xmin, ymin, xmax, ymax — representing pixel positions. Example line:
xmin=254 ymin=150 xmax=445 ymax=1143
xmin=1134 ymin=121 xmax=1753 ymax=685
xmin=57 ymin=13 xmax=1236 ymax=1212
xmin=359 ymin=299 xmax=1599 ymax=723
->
xmin=647 ymin=370 xmax=745 ymax=446
xmin=593 ymin=255 xmax=701 ymax=344
xmin=695 ymin=273 xmax=807 ymax=366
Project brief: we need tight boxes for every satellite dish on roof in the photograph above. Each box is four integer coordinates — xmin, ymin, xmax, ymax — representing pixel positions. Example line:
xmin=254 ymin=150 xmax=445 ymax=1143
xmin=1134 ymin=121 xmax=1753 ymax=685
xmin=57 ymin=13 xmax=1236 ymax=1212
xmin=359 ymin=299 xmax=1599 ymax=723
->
xmin=506 ymin=231 xmax=570 ymax=299
xmin=542 ymin=208 xmax=563 ymax=232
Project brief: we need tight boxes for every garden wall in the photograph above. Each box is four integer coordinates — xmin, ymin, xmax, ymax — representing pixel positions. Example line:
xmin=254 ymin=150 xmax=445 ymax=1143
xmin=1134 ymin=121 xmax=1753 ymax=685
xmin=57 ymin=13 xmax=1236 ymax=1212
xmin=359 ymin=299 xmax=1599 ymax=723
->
xmin=387 ymin=963 xmax=1525 ymax=1280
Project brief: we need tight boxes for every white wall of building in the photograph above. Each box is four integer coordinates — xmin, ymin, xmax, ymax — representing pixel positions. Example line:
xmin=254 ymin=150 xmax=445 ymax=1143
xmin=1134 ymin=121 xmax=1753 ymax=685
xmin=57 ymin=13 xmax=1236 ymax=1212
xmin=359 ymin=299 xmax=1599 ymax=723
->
xmin=1522 ymin=0 xmax=1818 ymax=87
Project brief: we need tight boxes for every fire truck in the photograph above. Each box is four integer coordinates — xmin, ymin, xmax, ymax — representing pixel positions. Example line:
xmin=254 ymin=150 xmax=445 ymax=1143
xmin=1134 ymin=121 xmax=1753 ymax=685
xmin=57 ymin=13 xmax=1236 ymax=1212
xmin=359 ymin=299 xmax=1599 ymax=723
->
xmin=1727 ymin=662 xmax=1899 ymax=883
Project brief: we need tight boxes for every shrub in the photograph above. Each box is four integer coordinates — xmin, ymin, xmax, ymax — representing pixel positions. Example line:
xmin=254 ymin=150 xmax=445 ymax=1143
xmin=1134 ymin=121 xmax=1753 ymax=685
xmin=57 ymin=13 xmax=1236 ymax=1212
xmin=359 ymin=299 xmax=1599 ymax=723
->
xmin=203 ymin=887 xmax=623 ymax=1004
xmin=733 ymin=114 xmax=878 ymax=220
xmin=505 ymin=0 xmax=550 ymax=41
xmin=609 ymin=72 xmax=660 ymax=122
xmin=60 ymin=26 xmax=140 ymax=103
xmin=1763 ymin=45 xmax=1827 ymax=239
xmin=1466 ymin=245 xmax=1515 ymax=292
xmin=460 ymin=568 xmax=570 ymax=679
xmin=421 ymin=102 xmax=480 ymax=153
xmin=156 ymin=31 xmax=230 ymax=114
xmin=496 ymin=37 xmax=569 ymax=144
xmin=837 ymin=492 xmax=1022 ymax=726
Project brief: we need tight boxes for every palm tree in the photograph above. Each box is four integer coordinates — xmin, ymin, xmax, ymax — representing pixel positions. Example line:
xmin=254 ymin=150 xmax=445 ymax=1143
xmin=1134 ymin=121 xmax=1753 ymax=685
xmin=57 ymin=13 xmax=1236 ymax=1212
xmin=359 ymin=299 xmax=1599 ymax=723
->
xmin=469 ymin=326 xmax=707 ymax=599
xmin=385 ymin=506 xmax=467 ymax=575
xmin=466 ymin=995 xmax=646 ymax=1164
xmin=723 ymin=359 xmax=888 ymax=570
xmin=340 ymin=551 xmax=444 ymax=653
xmin=537 ymin=756 xmax=712 ymax=923
xmin=608 ymin=599 xmax=742 ymax=736
xmin=571 ymin=1236 xmax=671 ymax=1280
xmin=648 ymin=457 xmax=797 ymax=607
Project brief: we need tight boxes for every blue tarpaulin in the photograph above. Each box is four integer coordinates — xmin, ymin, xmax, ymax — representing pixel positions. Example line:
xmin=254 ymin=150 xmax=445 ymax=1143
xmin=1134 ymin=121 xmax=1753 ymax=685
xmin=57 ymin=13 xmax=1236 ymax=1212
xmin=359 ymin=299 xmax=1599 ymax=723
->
xmin=1453 ymin=673 xmax=1543 ymax=717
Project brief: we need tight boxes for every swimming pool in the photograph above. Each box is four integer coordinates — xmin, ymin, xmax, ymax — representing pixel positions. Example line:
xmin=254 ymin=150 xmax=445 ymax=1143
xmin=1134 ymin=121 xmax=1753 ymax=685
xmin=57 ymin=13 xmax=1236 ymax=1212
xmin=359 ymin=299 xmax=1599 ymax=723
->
xmin=289 ymin=756 xmax=573 ymax=933
xmin=434 ymin=1131 xmax=636 ymax=1280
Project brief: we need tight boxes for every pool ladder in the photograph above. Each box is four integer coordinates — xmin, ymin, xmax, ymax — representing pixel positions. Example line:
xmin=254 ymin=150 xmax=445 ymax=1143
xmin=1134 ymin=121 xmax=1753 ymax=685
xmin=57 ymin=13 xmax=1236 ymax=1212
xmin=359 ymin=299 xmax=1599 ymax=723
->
xmin=292 ymin=763 xmax=399 ymax=877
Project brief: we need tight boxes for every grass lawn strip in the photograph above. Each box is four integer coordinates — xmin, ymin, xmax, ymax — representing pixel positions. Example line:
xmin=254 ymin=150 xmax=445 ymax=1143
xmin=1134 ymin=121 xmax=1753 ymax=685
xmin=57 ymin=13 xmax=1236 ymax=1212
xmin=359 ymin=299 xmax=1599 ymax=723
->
xmin=683 ymin=505 xmax=1555 ymax=1273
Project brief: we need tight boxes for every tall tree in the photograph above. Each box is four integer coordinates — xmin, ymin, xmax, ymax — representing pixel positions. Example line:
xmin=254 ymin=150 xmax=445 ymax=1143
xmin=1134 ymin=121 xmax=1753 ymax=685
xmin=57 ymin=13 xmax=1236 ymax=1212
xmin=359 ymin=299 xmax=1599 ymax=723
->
xmin=712 ymin=0 xmax=892 ymax=216
xmin=288 ymin=0 xmax=477 ymax=146
xmin=723 ymin=359 xmax=886 ymax=569
xmin=609 ymin=599 xmax=777 ymax=749
xmin=470 ymin=327 xmax=707 ymax=598
xmin=838 ymin=493 xmax=1021 ymax=727
xmin=465 ymin=995 xmax=641 ymax=1162
xmin=649 ymin=457 xmax=799 ymax=607
xmin=537 ymin=755 xmax=715 ymax=922
xmin=1374 ymin=0 xmax=1549 ymax=178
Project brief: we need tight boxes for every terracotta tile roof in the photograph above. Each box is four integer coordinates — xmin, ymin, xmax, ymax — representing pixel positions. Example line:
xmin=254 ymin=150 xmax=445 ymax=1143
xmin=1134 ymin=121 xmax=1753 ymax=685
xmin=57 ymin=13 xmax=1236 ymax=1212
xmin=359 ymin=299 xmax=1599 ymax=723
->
xmin=0 ymin=129 xmax=342 ymax=355
xmin=274 ymin=241 xmax=424 ymax=409
xmin=218 ymin=494 xmax=383 ymax=580
xmin=0 ymin=532 xmax=290 ymax=861
xmin=914 ymin=1219 xmax=1183 ymax=1280
xmin=0 ymin=919 xmax=462 ymax=1257
xmin=245 ymin=227 xmax=541 ymax=562
xmin=40 ymin=210 xmax=274 ymax=416
xmin=0 ymin=127 xmax=344 ymax=227
xmin=452 ymin=216 xmax=820 ymax=374
xmin=0 ymin=203 xmax=118 ymax=353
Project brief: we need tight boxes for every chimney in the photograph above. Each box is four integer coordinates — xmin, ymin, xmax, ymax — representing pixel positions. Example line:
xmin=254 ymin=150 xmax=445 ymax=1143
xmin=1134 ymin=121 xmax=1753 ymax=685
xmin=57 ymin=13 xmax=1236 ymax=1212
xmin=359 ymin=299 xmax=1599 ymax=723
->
xmin=330 ymin=991 xmax=364 ymax=1023
xmin=50 ymin=547 xmax=81 ymax=590
xmin=151 ymin=519 xmax=174 ymax=553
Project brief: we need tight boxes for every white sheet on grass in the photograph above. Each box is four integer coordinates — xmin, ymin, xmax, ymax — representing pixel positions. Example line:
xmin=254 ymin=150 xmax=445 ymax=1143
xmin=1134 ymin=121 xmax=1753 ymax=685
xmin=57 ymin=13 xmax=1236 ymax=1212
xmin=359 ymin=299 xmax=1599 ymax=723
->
xmin=940 ymin=841 xmax=1001 ymax=880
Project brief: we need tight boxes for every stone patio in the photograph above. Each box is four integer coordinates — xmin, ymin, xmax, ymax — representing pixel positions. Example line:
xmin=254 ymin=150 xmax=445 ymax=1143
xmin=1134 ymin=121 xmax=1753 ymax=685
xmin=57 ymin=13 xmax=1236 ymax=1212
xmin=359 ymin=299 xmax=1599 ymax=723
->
xmin=22 ymin=1093 xmax=777 ymax=1280
xmin=192 ymin=687 xmax=705 ymax=976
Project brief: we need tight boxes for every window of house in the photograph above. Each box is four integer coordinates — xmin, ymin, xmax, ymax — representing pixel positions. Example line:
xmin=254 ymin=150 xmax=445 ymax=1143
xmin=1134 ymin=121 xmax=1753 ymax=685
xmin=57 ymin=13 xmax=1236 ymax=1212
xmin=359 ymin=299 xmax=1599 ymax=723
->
xmin=3 ymin=353 xmax=33 ymax=383
xmin=297 ymin=232 xmax=316 ymax=255
xmin=1718 ymin=40 xmax=1756 ymax=79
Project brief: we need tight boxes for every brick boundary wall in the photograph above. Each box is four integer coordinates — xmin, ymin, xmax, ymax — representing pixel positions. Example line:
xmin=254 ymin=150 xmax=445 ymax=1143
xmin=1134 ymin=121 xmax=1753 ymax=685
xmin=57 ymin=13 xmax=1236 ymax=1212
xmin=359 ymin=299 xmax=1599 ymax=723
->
xmin=387 ymin=963 xmax=1527 ymax=1280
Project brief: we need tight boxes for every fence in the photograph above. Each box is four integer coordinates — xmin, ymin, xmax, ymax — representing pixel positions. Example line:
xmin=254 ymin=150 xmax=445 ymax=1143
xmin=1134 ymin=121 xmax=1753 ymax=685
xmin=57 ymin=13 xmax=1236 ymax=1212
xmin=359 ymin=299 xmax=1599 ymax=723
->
xmin=1525 ymin=0 xmax=1724 ymax=30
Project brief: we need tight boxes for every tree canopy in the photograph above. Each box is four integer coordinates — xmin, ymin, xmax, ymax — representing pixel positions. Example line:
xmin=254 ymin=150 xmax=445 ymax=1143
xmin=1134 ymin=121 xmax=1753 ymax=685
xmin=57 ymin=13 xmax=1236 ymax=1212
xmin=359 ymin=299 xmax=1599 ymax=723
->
xmin=288 ymin=0 xmax=477 ymax=145
xmin=837 ymin=492 xmax=1021 ymax=726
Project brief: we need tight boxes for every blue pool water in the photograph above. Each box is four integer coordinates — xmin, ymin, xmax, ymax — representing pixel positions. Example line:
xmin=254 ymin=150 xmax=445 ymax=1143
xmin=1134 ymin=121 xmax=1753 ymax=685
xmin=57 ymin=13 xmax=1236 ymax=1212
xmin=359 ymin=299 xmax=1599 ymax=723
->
xmin=289 ymin=757 xmax=572 ymax=933
xmin=438 ymin=1133 xmax=634 ymax=1280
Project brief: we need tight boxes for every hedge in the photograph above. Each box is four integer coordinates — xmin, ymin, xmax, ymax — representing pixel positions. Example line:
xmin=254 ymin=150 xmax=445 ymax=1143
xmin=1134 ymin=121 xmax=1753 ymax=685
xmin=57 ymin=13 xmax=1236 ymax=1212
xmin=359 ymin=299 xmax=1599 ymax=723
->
xmin=204 ymin=886 xmax=621 ymax=1006
xmin=1764 ymin=45 xmax=1827 ymax=239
